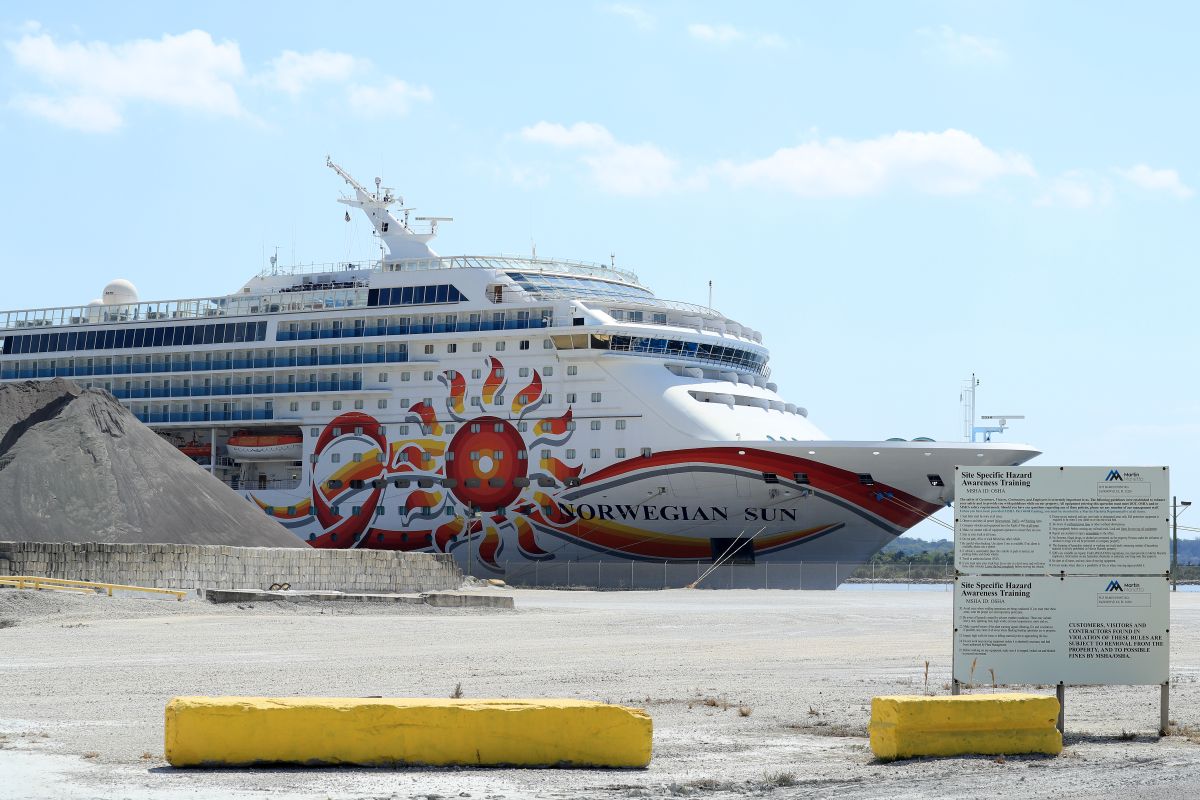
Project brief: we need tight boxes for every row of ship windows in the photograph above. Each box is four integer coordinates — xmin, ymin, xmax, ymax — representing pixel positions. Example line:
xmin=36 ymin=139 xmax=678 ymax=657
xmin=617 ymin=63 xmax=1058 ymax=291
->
xmin=0 ymin=321 xmax=268 ymax=355
xmin=0 ymin=318 xmax=558 ymax=356
xmin=326 ymin=445 xmax=629 ymax=466
xmin=609 ymin=309 xmax=667 ymax=324
xmin=276 ymin=313 xmax=551 ymax=340
xmin=365 ymin=284 xmax=467 ymax=307
xmin=85 ymin=362 xmax=572 ymax=392
xmin=289 ymin=389 xmax=605 ymax=415
xmin=316 ymin=418 xmax=629 ymax=440
xmin=0 ymin=339 xmax=554 ymax=378
xmin=552 ymin=334 xmax=769 ymax=376
xmin=503 ymin=272 xmax=655 ymax=300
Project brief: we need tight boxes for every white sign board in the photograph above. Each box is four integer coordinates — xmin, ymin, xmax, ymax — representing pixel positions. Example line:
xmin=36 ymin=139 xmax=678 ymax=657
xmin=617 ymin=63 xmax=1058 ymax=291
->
xmin=953 ymin=576 xmax=1169 ymax=685
xmin=955 ymin=466 xmax=1170 ymax=574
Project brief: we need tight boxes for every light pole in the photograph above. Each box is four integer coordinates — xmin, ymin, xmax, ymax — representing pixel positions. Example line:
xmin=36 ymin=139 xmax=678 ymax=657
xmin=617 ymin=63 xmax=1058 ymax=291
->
xmin=469 ymin=508 xmax=483 ymax=578
xmin=1173 ymin=497 xmax=1191 ymax=592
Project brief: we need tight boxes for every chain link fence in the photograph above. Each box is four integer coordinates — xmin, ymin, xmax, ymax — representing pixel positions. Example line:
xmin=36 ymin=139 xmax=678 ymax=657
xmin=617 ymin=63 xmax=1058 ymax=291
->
xmin=482 ymin=560 xmax=1199 ymax=590
xmin=489 ymin=560 xmax=956 ymax=590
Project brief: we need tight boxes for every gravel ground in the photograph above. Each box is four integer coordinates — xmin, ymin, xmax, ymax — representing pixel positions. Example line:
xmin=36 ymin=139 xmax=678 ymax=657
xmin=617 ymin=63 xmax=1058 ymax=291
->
xmin=2 ymin=587 xmax=1200 ymax=799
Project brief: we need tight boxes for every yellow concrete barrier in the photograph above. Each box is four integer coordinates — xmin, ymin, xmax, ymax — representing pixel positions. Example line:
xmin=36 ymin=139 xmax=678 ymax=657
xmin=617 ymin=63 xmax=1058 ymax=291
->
xmin=869 ymin=694 xmax=1061 ymax=760
xmin=165 ymin=697 xmax=652 ymax=768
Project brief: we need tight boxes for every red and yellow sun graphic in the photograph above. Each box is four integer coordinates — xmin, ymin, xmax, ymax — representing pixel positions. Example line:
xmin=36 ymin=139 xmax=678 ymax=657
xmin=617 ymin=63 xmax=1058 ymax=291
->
xmin=289 ymin=356 xmax=582 ymax=570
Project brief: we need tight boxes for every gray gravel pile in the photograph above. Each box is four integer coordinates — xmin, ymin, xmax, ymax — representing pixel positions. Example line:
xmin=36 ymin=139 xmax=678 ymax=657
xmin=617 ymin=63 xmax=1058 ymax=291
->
xmin=0 ymin=379 xmax=302 ymax=547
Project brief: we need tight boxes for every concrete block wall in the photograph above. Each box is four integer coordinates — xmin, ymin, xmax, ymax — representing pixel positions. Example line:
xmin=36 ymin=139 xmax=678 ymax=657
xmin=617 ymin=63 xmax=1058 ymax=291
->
xmin=0 ymin=542 xmax=462 ymax=593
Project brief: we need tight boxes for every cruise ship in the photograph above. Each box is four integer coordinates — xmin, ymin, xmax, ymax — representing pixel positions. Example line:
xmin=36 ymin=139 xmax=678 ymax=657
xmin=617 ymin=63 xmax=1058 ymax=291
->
xmin=0 ymin=159 xmax=1038 ymax=586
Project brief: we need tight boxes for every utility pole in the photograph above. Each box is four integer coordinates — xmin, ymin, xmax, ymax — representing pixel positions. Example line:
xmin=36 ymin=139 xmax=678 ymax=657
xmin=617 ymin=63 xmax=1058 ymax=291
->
xmin=1173 ymin=497 xmax=1192 ymax=591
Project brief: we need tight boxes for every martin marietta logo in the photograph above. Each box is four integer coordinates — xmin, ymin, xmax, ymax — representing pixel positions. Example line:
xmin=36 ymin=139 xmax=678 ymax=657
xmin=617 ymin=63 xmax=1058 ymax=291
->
xmin=1105 ymin=580 xmax=1123 ymax=592
xmin=1105 ymin=469 xmax=1123 ymax=481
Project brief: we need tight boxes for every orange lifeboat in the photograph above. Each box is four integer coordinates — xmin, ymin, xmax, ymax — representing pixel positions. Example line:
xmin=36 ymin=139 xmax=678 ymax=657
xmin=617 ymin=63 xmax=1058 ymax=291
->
xmin=178 ymin=442 xmax=210 ymax=458
xmin=225 ymin=430 xmax=304 ymax=462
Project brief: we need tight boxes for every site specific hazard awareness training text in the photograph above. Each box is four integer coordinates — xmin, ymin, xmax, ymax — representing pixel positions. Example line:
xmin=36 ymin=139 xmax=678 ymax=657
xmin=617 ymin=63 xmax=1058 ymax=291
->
xmin=953 ymin=576 xmax=1168 ymax=685
xmin=955 ymin=467 xmax=1169 ymax=574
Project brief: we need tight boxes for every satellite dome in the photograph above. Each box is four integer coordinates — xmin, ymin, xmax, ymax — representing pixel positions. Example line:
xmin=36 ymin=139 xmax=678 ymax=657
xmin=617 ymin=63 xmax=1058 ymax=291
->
xmin=102 ymin=279 xmax=138 ymax=306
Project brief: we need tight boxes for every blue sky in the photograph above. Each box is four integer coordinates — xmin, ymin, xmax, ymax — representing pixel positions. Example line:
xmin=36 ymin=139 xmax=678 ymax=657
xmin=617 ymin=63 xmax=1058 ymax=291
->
xmin=2 ymin=2 xmax=1197 ymax=539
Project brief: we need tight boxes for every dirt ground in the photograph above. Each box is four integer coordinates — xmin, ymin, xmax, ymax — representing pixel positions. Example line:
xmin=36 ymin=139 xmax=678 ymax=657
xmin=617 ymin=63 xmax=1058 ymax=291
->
xmin=1 ymin=587 xmax=1199 ymax=800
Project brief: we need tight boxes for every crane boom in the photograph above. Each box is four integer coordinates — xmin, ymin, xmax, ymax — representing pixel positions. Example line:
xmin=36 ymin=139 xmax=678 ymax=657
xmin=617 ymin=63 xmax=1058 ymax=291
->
xmin=325 ymin=155 xmax=371 ymax=197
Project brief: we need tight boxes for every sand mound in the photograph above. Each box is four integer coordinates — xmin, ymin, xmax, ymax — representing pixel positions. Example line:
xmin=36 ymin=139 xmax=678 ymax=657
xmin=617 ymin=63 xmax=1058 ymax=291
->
xmin=0 ymin=379 xmax=303 ymax=547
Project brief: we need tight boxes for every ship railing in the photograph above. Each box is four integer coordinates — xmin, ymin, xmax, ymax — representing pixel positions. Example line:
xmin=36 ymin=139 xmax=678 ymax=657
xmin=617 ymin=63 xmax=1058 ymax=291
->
xmin=257 ymin=254 xmax=645 ymax=287
xmin=482 ymin=561 xmax=955 ymax=590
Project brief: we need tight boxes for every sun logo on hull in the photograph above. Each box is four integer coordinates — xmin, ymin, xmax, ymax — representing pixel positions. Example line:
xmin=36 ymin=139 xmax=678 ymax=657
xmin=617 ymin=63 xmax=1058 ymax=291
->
xmin=296 ymin=357 xmax=581 ymax=570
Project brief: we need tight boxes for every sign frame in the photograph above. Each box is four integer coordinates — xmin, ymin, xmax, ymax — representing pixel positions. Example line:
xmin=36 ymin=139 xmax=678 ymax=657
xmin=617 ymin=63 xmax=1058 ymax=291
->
xmin=952 ymin=465 xmax=1171 ymax=735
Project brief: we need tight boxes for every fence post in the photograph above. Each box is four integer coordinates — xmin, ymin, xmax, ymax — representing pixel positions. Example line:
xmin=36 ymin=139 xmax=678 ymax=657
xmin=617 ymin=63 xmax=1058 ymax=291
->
xmin=663 ymin=560 xmax=667 ymax=589
xmin=534 ymin=560 xmax=539 ymax=588
xmin=566 ymin=560 xmax=570 ymax=588
xmin=764 ymin=561 xmax=769 ymax=590
xmin=631 ymin=560 xmax=634 ymax=588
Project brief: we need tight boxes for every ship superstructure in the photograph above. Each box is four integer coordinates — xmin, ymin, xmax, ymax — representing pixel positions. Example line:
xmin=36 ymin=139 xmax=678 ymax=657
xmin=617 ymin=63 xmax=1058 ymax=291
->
xmin=0 ymin=159 xmax=1038 ymax=586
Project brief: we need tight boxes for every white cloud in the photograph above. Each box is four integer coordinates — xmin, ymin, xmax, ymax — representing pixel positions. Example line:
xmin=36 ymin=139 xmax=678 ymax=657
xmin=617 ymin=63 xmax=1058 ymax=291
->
xmin=687 ymin=22 xmax=786 ymax=48
xmin=1115 ymin=164 xmax=1193 ymax=199
xmin=9 ymin=93 xmax=122 ymax=132
xmin=521 ymin=121 xmax=615 ymax=149
xmin=688 ymin=23 xmax=745 ymax=44
xmin=258 ymin=49 xmax=361 ymax=95
xmin=518 ymin=121 xmax=688 ymax=196
xmin=6 ymin=29 xmax=246 ymax=130
xmin=1034 ymin=171 xmax=1113 ymax=208
xmin=715 ymin=130 xmax=1035 ymax=197
xmin=346 ymin=79 xmax=432 ymax=117
xmin=5 ymin=25 xmax=434 ymax=131
xmin=918 ymin=25 xmax=1005 ymax=64
xmin=603 ymin=4 xmax=655 ymax=32
xmin=583 ymin=143 xmax=681 ymax=195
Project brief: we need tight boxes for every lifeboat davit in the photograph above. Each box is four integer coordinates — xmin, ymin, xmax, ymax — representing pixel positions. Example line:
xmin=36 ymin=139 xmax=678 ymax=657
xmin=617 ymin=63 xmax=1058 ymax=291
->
xmin=225 ymin=431 xmax=304 ymax=462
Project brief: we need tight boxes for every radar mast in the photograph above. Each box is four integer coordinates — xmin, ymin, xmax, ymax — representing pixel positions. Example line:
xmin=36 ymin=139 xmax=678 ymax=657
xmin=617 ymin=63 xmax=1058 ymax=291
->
xmin=325 ymin=156 xmax=452 ymax=264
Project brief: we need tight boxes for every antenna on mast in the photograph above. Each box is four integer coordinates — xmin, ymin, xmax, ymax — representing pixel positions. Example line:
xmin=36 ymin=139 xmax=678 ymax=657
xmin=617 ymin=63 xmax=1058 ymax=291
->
xmin=708 ymin=280 xmax=713 ymax=308
xmin=961 ymin=373 xmax=1025 ymax=442
xmin=414 ymin=216 xmax=453 ymax=235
